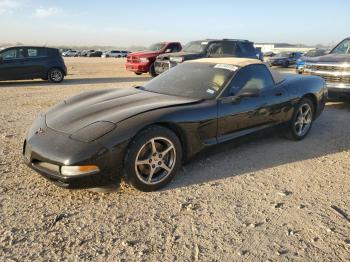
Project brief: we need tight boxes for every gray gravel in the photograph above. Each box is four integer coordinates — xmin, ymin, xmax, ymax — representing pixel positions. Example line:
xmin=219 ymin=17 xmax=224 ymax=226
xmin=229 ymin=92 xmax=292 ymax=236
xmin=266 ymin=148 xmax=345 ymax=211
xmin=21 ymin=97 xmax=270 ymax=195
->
xmin=1 ymin=60 xmax=350 ymax=261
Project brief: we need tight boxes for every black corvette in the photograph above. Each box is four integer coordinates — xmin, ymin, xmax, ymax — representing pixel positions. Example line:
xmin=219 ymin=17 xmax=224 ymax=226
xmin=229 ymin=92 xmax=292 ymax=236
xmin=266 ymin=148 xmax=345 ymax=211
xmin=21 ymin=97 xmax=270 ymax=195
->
xmin=23 ymin=58 xmax=327 ymax=191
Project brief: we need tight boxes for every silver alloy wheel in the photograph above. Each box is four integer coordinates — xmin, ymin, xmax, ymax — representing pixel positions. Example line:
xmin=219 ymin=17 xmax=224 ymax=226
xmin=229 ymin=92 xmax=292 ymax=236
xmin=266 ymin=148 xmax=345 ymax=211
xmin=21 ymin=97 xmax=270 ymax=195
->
xmin=50 ymin=69 xmax=63 ymax=82
xmin=135 ymin=137 xmax=176 ymax=185
xmin=294 ymin=103 xmax=313 ymax=137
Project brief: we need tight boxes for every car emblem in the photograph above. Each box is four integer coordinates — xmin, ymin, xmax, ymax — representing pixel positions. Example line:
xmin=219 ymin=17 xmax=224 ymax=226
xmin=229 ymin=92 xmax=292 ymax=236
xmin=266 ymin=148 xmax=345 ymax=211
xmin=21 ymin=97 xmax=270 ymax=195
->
xmin=35 ymin=128 xmax=45 ymax=135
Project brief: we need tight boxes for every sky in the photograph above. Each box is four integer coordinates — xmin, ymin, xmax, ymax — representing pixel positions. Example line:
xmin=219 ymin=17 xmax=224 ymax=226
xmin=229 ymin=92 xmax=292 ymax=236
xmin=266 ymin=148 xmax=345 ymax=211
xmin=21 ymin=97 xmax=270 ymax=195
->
xmin=0 ymin=0 xmax=349 ymax=47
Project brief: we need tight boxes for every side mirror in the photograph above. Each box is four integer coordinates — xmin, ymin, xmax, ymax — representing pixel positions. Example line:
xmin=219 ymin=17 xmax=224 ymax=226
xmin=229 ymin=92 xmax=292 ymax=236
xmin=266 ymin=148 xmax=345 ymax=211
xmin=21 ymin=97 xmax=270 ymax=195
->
xmin=165 ymin=48 xmax=172 ymax=53
xmin=239 ymin=87 xmax=261 ymax=98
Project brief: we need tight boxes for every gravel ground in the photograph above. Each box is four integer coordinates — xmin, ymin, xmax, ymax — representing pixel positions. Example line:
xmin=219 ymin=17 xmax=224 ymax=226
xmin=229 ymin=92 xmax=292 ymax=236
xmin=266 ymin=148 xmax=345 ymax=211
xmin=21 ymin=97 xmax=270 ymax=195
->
xmin=0 ymin=58 xmax=349 ymax=261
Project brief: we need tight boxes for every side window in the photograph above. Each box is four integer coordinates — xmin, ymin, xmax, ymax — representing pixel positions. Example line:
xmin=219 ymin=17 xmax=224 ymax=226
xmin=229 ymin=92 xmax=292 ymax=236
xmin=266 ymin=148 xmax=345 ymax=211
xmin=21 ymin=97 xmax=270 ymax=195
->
xmin=27 ymin=48 xmax=38 ymax=57
xmin=0 ymin=48 xmax=25 ymax=60
xmin=238 ymin=42 xmax=256 ymax=57
xmin=227 ymin=64 xmax=275 ymax=96
xmin=221 ymin=42 xmax=238 ymax=55
xmin=27 ymin=48 xmax=47 ymax=57
xmin=207 ymin=42 xmax=223 ymax=56
xmin=0 ymin=49 xmax=17 ymax=60
xmin=168 ymin=44 xmax=181 ymax=53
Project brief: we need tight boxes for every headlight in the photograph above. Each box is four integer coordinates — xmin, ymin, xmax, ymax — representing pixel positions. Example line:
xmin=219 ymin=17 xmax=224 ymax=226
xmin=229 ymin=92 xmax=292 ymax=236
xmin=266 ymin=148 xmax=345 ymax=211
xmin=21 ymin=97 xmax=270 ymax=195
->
xmin=61 ymin=165 xmax=100 ymax=176
xmin=70 ymin=121 xmax=116 ymax=142
xmin=170 ymin=57 xmax=184 ymax=63
xmin=140 ymin=57 xmax=149 ymax=63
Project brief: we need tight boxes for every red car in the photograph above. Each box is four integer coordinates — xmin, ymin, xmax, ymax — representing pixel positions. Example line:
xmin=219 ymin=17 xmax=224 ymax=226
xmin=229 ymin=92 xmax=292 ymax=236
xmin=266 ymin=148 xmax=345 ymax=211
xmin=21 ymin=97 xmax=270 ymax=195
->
xmin=126 ymin=42 xmax=182 ymax=77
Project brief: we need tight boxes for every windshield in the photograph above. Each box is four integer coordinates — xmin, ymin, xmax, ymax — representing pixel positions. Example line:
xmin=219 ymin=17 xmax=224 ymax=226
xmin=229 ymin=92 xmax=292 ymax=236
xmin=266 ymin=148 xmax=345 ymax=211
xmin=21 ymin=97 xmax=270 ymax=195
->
xmin=148 ymin=43 xmax=165 ymax=51
xmin=331 ymin=39 xmax=350 ymax=55
xmin=182 ymin=41 xmax=208 ymax=53
xmin=142 ymin=63 xmax=236 ymax=99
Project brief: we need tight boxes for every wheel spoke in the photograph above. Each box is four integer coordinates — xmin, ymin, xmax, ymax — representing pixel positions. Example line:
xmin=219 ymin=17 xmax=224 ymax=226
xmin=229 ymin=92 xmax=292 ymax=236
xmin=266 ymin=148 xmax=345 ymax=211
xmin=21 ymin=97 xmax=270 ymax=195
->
xmin=304 ymin=118 xmax=312 ymax=124
xmin=147 ymin=167 xmax=156 ymax=182
xmin=303 ymin=107 xmax=311 ymax=118
xmin=294 ymin=119 xmax=303 ymax=126
xmin=160 ymin=146 xmax=174 ymax=158
xmin=150 ymin=139 xmax=158 ymax=154
xmin=136 ymin=159 xmax=151 ymax=166
xmin=160 ymin=162 xmax=171 ymax=173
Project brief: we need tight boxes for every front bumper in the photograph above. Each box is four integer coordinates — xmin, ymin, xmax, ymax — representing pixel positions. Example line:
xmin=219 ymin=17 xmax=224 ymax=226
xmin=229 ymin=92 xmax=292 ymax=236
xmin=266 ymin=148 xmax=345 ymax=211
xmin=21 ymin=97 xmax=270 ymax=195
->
xmin=23 ymin=115 xmax=123 ymax=189
xmin=125 ymin=62 xmax=150 ymax=73
xmin=303 ymin=65 xmax=350 ymax=99
xmin=154 ymin=60 xmax=179 ymax=74
xmin=326 ymin=83 xmax=350 ymax=98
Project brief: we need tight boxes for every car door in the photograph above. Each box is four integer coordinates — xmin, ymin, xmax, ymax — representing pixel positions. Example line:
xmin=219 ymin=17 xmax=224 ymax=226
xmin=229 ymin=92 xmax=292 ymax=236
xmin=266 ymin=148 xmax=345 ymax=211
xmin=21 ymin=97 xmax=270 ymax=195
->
xmin=0 ymin=47 xmax=26 ymax=80
xmin=217 ymin=64 xmax=289 ymax=142
xmin=21 ymin=47 xmax=49 ymax=78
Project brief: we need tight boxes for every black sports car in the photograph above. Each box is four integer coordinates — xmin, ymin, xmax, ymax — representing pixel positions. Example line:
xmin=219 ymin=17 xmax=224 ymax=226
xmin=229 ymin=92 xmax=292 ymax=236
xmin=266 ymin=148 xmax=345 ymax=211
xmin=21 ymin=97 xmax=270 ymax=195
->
xmin=23 ymin=58 xmax=327 ymax=192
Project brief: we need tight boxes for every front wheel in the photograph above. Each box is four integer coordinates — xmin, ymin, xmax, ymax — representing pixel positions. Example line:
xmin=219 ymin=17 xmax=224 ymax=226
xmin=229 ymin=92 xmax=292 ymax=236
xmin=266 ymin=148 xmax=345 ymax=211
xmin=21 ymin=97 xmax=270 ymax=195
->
xmin=48 ymin=68 xmax=64 ymax=83
xmin=134 ymin=72 xmax=142 ymax=75
xmin=286 ymin=98 xmax=314 ymax=140
xmin=124 ymin=126 xmax=182 ymax=191
xmin=149 ymin=63 xmax=158 ymax=77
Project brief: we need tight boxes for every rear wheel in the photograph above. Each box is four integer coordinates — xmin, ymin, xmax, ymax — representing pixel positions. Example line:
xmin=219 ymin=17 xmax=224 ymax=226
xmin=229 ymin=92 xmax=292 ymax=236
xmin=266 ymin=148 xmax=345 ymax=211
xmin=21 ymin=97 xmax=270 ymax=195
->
xmin=286 ymin=98 xmax=314 ymax=140
xmin=48 ymin=68 xmax=64 ymax=83
xmin=124 ymin=126 xmax=182 ymax=191
xmin=135 ymin=72 xmax=142 ymax=75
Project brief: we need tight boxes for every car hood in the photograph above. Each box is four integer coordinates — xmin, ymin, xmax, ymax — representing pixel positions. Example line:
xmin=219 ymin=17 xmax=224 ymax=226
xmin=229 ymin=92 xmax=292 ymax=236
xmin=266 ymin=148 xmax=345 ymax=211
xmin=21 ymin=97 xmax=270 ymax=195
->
xmin=45 ymin=88 xmax=200 ymax=135
xmin=128 ymin=50 xmax=163 ymax=58
xmin=304 ymin=53 xmax=350 ymax=63
xmin=157 ymin=51 xmax=204 ymax=61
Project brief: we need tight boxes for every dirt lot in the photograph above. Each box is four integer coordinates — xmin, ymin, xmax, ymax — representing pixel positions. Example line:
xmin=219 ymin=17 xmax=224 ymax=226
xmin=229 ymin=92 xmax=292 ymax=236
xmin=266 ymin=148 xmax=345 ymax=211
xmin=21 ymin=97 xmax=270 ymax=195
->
xmin=1 ymin=58 xmax=350 ymax=261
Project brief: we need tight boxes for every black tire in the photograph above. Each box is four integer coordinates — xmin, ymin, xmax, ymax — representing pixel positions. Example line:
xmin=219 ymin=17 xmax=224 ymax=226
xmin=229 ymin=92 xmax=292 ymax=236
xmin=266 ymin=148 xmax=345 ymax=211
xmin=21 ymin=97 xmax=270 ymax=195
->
xmin=286 ymin=98 xmax=314 ymax=140
xmin=283 ymin=61 xmax=290 ymax=68
xmin=135 ymin=72 xmax=142 ymax=75
xmin=149 ymin=63 xmax=158 ymax=77
xmin=124 ymin=125 xmax=182 ymax=191
xmin=48 ymin=68 xmax=64 ymax=83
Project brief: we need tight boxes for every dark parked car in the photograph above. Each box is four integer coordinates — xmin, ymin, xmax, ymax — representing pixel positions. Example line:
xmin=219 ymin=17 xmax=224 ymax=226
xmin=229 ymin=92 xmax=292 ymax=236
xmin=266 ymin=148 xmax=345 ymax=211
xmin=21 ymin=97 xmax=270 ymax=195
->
xmin=0 ymin=46 xmax=67 ymax=83
xmin=154 ymin=39 xmax=258 ymax=75
xmin=268 ymin=52 xmax=302 ymax=67
xmin=23 ymin=58 xmax=327 ymax=192
xmin=303 ymin=37 xmax=350 ymax=99
xmin=88 ymin=51 xmax=103 ymax=57
xmin=296 ymin=49 xmax=328 ymax=74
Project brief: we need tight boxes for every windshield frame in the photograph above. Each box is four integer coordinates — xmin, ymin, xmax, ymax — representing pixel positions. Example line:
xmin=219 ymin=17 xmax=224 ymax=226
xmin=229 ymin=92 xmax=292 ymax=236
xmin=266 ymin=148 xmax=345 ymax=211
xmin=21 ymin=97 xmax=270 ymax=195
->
xmin=182 ymin=41 xmax=210 ymax=54
xmin=331 ymin=38 xmax=350 ymax=55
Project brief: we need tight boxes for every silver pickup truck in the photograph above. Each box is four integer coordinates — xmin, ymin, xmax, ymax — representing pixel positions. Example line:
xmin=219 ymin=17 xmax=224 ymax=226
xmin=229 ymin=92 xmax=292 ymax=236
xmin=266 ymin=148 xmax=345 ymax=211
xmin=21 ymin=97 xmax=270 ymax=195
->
xmin=303 ymin=37 xmax=350 ymax=99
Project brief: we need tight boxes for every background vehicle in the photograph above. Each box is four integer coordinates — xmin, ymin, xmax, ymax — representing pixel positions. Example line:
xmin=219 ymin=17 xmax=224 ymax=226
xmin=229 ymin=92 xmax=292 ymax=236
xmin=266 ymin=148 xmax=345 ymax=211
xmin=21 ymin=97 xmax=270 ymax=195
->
xmin=125 ymin=42 xmax=182 ymax=77
xmin=296 ymin=49 xmax=328 ymax=74
xmin=304 ymin=37 xmax=350 ymax=99
xmin=24 ymin=58 xmax=326 ymax=192
xmin=87 ymin=50 xmax=103 ymax=57
xmin=154 ymin=39 xmax=258 ymax=75
xmin=62 ymin=50 xmax=79 ymax=57
xmin=102 ymin=50 xmax=129 ymax=58
xmin=0 ymin=46 xmax=67 ymax=83
xmin=268 ymin=51 xmax=302 ymax=67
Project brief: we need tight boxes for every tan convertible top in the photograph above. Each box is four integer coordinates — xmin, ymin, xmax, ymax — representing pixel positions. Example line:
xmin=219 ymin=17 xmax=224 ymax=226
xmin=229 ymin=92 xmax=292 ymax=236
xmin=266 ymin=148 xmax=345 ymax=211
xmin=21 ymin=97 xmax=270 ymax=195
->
xmin=187 ymin=57 xmax=285 ymax=84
